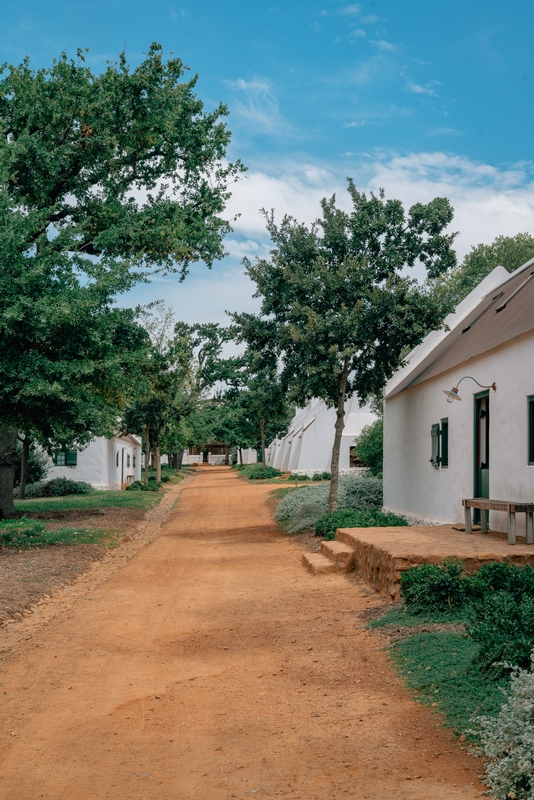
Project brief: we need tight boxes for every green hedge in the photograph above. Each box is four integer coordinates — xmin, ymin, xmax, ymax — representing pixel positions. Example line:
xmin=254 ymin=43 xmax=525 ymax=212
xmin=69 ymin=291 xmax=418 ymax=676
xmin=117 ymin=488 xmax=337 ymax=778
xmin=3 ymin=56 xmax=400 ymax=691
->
xmin=25 ymin=478 xmax=95 ymax=498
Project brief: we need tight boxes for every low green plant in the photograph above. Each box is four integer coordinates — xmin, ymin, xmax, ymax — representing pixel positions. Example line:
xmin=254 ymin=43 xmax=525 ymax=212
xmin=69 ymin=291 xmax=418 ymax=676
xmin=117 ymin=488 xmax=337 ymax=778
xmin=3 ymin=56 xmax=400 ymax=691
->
xmin=400 ymin=557 xmax=467 ymax=613
xmin=25 ymin=478 xmax=95 ymax=498
xmin=285 ymin=502 xmax=325 ymax=534
xmin=315 ymin=508 xmax=408 ymax=540
xmin=392 ymin=631 xmax=508 ymax=739
xmin=475 ymin=648 xmax=534 ymax=800
xmin=246 ymin=466 xmax=282 ymax=480
xmin=126 ymin=480 xmax=161 ymax=492
xmin=15 ymin=490 xmax=161 ymax=513
xmin=468 ymin=592 xmax=534 ymax=676
xmin=0 ymin=518 xmax=118 ymax=548
xmin=312 ymin=471 xmax=331 ymax=481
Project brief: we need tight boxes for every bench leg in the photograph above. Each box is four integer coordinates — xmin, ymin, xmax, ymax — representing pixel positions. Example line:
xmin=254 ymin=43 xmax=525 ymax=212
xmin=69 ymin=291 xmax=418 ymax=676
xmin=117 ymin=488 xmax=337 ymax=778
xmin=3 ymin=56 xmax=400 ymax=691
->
xmin=527 ymin=512 xmax=534 ymax=545
xmin=464 ymin=505 xmax=472 ymax=535
xmin=507 ymin=510 xmax=517 ymax=545
xmin=480 ymin=510 xmax=488 ymax=534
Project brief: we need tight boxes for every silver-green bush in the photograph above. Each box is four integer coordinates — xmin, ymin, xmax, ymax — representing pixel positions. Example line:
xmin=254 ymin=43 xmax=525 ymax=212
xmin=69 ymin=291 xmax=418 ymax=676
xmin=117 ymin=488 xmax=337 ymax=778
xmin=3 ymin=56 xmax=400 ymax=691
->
xmin=476 ymin=649 xmax=534 ymax=799
xmin=275 ymin=476 xmax=383 ymax=525
xmin=275 ymin=485 xmax=329 ymax=522
xmin=285 ymin=503 xmax=327 ymax=534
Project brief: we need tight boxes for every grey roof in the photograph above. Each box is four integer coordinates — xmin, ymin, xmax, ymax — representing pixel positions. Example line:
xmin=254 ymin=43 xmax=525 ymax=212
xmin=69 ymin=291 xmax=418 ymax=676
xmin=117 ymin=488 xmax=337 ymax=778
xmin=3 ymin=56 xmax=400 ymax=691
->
xmin=390 ymin=259 xmax=534 ymax=396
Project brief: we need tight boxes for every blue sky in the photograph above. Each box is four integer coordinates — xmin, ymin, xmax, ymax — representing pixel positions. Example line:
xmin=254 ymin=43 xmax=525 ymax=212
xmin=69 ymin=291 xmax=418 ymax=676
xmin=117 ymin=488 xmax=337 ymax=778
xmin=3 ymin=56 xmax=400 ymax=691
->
xmin=4 ymin=1 xmax=534 ymax=324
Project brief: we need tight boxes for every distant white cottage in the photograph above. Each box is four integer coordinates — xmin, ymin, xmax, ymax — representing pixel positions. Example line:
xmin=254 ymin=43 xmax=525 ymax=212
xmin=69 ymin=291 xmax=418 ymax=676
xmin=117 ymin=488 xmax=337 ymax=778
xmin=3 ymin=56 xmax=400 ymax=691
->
xmin=47 ymin=433 xmax=142 ymax=490
xmin=384 ymin=260 xmax=534 ymax=536
xmin=266 ymin=396 xmax=376 ymax=474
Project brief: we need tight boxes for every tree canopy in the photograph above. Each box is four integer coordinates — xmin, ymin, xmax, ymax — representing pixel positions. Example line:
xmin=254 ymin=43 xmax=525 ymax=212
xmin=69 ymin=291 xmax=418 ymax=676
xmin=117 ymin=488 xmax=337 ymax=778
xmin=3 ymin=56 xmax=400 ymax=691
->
xmin=233 ymin=182 xmax=457 ymax=508
xmin=427 ymin=232 xmax=534 ymax=309
xmin=0 ymin=44 xmax=243 ymax=516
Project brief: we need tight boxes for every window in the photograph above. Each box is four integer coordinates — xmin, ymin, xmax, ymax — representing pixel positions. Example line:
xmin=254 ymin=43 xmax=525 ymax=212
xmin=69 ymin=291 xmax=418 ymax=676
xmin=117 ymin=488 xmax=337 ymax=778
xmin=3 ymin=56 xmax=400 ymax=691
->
xmin=529 ymin=396 xmax=534 ymax=465
xmin=430 ymin=423 xmax=440 ymax=468
xmin=127 ymin=454 xmax=131 ymax=468
xmin=55 ymin=450 xmax=77 ymax=466
xmin=116 ymin=452 xmax=119 ymax=468
xmin=441 ymin=418 xmax=449 ymax=468
xmin=133 ymin=453 xmax=136 ymax=468
xmin=430 ymin=421 xmax=448 ymax=469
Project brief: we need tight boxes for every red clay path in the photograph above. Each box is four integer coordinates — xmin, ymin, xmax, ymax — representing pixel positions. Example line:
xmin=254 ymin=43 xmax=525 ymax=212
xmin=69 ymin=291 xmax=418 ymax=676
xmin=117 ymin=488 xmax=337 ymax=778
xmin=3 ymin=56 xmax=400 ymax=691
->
xmin=0 ymin=466 xmax=483 ymax=799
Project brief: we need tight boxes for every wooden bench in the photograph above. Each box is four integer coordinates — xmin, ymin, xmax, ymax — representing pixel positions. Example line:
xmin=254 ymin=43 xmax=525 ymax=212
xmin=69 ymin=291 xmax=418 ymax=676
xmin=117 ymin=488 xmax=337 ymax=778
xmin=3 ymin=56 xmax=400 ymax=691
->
xmin=462 ymin=498 xmax=534 ymax=545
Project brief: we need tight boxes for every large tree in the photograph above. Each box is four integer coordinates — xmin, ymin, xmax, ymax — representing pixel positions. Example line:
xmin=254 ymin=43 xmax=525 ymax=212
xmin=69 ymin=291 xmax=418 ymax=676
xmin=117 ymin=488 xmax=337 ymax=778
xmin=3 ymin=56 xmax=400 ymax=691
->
xmin=428 ymin=232 xmax=534 ymax=309
xmin=0 ymin=44 xmax=242 ymax=515
xmin=234 ymin=182 xmax=457 ymax=509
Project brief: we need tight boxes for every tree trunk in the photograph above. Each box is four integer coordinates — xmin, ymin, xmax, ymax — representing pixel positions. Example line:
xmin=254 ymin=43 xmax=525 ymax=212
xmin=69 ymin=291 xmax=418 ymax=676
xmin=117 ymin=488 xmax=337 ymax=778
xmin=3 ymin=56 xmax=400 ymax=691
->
xmin=260 ymin=418 xmax=266 ymax=474
xmin=238 ymin=447 xmax=243 ymax=466
xmin=19 ymin=434 xmax=31 ymax=500
xmin=155 ymin=445 xmax=161 ymax=483
xmin=328 ymin=364 xmax=349 ymax=512
xmin=0 ymin=426 xmax=18 ymax=518
xmin=144 ymin=426 xmax=150 ymax=485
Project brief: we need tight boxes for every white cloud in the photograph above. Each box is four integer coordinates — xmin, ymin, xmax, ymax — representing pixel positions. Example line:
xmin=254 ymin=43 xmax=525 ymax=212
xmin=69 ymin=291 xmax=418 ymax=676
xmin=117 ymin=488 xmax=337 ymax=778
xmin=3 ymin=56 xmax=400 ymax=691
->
xmin=121 ymin=151 xmax=534 ymax=324
xmin=225 ymin=78 xmax=289 ymax=136
xmin=405 ymin=81 xmax=438 ymax=96
xmin=350 ymin=28 xmax=366 ymax=38
xmin=361 ymin=14 xmax=380 ymax=23
xmin=336 ymin=4 xmax=362 ymax=15
xmin=370 ymin=40 xmax=395 ymax=52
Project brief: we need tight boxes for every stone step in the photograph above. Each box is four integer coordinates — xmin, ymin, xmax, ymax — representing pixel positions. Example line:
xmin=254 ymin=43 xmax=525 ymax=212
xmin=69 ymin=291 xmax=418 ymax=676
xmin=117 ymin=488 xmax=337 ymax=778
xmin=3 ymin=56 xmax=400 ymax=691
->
xmin=320 ymin=540 xmax=355 ymax=573
xmin=336 ymin=528 xmax=361 ymax=548
xmin=302 ymin=552 xmax=337 ymax=575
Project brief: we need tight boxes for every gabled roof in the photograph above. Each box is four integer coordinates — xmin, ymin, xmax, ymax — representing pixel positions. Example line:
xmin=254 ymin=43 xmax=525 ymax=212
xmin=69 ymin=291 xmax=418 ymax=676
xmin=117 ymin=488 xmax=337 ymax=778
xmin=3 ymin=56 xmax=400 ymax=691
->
xmin=386 ymin=259 xmax=534 ymax=398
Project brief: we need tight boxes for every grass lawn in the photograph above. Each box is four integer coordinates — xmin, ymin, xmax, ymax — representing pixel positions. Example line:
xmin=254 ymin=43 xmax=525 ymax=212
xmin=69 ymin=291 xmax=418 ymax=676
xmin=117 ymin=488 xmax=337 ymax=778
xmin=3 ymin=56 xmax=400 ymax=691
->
xmin=15 ymin=490 xmax=162 ymax=514
xmin=372 ymin=605 xmax=509 ymax=741
xmin=0 ymin=518 xmax=124 ymax=548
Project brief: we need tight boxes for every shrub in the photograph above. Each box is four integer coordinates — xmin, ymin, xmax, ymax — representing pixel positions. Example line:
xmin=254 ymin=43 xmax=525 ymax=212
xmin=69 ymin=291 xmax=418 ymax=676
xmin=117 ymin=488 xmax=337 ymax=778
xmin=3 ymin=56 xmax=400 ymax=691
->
xmin=352 ymin=418 xmax=383 ymax=476
xmin=161 ymin=474 xmax=170 ymax=483
xmin=292 ymin=473 xmax=310 ymax=481
xmin=275 ymin=485 xmax=329 ymax=522
xmin=468 ymin=592 xmax=534 ymax=676
xmin=274 ymin=476 xmax=383 ymax=524
xmin=247 ymin=466 xmax=282 ymax=480
xmin=285 ymin=503 xmax=326 ymax=534
xmin=400 ymin=558 xmax=467 ymax=614
xmin=24 ymin=478 xmax=95 ymax=498
xmin=13 ymin=443 xmax=50 ymax=488
xmin=315 ymin=509 xmax=408 ymax=540
xmin=126 ymin=480 xmax=161 ymax=492
xmin=476 ymin=650 xmax=534 ymax=800
xmin=337 ymin=475 xmax=383 ymax=512
xmin=468 ymin=561 xmax=534 ymax=604
xmin=309 ymin=471 xmax=331 ymax=481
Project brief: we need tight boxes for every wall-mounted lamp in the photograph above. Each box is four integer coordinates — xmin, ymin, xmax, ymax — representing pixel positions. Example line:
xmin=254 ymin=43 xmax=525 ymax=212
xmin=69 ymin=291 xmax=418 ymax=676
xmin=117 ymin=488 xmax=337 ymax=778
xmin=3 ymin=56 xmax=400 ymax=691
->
xmin=443 ymin=376 xmax=497 ymax=403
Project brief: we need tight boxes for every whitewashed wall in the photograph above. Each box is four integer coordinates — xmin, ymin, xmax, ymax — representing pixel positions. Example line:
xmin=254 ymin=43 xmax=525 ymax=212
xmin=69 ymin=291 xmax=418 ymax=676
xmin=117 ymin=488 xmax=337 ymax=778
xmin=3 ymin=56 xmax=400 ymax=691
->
xmin=267 ymin=396 xmax=376 ymax=473
xmin=47 ymin=435 xmax=141 ymax=490
xmin=383 ymin=335 xmax=534 ymax=535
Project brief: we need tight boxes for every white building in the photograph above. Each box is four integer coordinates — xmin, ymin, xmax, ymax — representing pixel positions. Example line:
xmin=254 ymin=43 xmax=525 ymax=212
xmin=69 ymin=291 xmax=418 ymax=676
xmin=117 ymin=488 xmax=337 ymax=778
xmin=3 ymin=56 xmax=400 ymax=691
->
xmin=47 ymin=434 xmax=142 ymax=490
xmin=266 ymin=396 xmax=376 ymax=474
xmin=383 ymin=260 xmax=534 ymax=536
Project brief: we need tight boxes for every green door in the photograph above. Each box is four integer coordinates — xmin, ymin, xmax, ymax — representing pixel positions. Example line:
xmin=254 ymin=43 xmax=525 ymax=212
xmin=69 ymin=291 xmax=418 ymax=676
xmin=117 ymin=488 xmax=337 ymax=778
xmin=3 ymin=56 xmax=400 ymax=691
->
xmin=474 ymin=392 xmax=490 ymax=524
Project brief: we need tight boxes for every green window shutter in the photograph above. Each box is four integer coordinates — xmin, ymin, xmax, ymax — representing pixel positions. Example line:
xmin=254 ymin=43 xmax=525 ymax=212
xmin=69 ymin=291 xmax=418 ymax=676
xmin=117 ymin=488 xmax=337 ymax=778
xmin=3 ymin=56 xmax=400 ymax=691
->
xmin=55 ymin=451 xmax=66 ymax=466
xmin=440 ymin=418 xmax=449 ymax=468
xmin=66 ymin=450 xmax=77 ymax=466
xmin=529 ymin=396 xmax=534 ymax=465
xmin=430 ymin=423 xmax=440 ymax=468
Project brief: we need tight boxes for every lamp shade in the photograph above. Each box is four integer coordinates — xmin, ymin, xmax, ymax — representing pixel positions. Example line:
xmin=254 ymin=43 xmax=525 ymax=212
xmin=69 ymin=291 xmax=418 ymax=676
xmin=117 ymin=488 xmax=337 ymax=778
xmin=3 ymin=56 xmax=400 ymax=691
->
xmin=444 ymin=387 xmax=461 ymax=403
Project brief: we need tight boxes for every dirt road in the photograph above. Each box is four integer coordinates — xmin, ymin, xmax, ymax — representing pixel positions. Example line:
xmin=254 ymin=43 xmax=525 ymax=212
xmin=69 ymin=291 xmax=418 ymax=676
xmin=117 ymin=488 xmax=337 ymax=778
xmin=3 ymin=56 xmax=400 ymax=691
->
xmin=0 ymin=467 xmax=483 ymax=799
